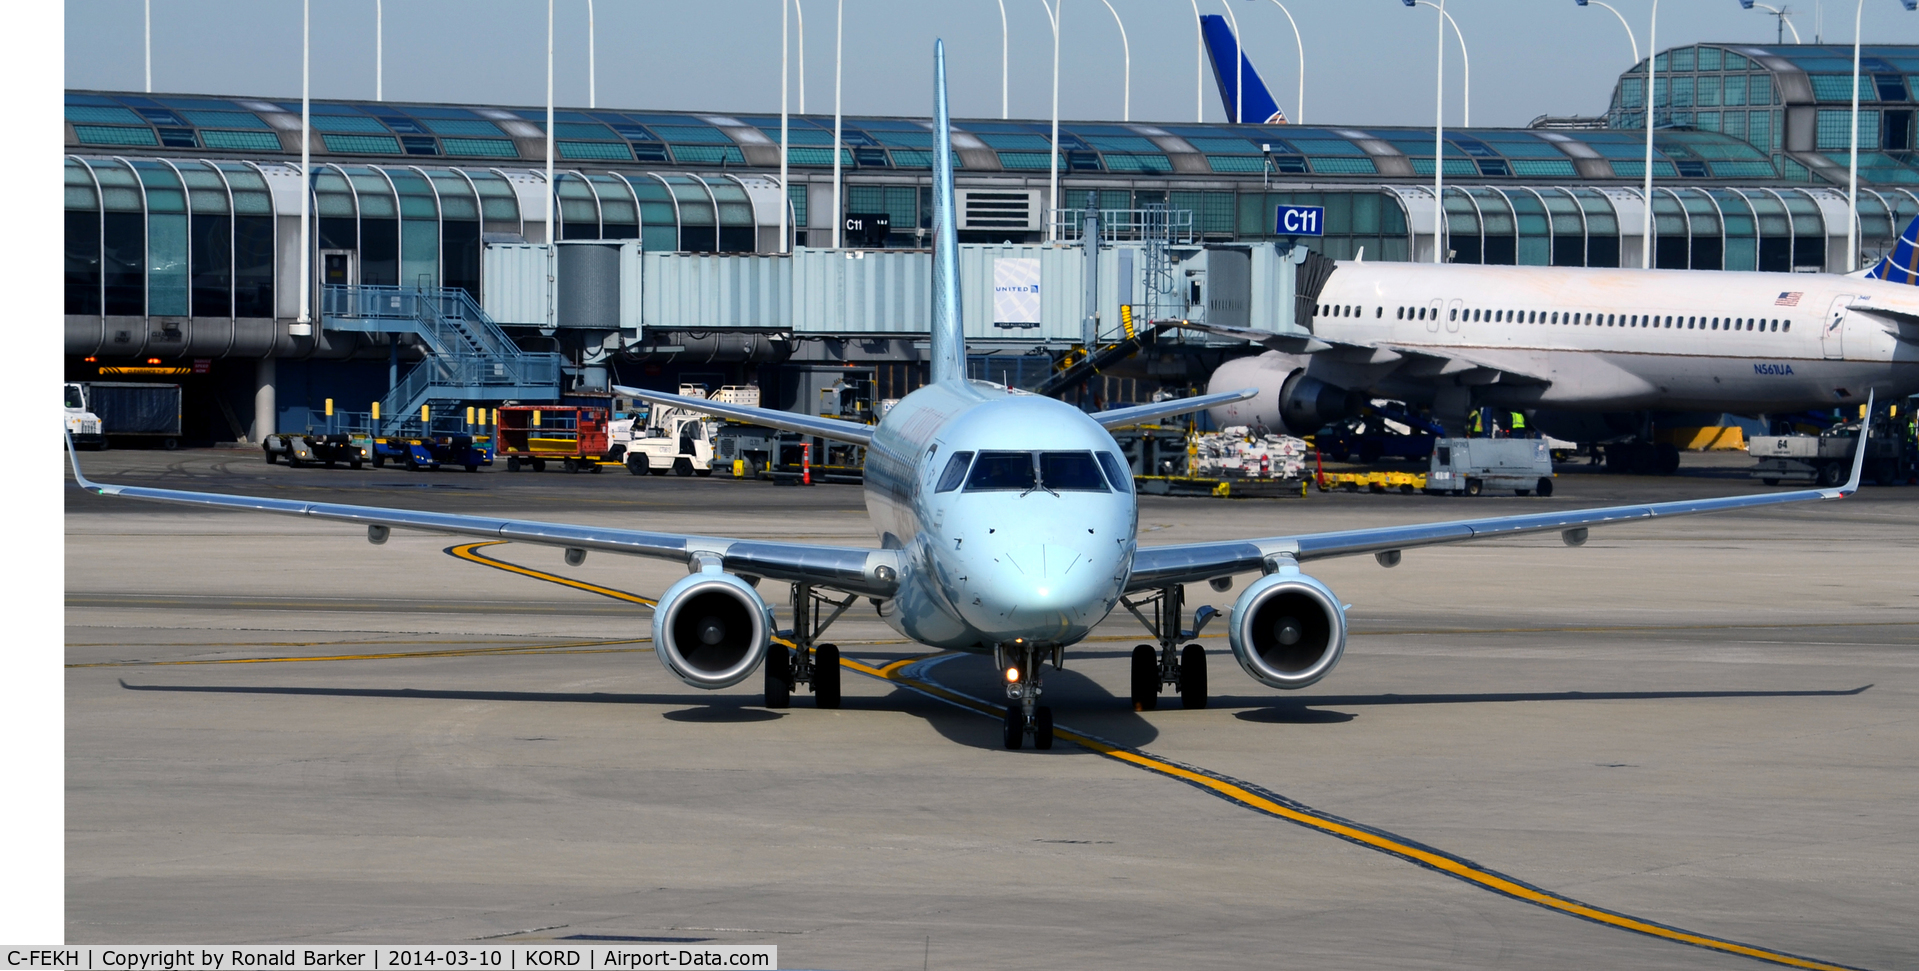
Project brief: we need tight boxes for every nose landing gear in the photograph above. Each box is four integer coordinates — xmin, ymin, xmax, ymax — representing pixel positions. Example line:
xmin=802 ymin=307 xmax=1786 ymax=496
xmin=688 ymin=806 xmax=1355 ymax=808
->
xmin=998 ymin=642 xmax=1056 ymax=750
xmin=1120 ymin=584 xmax=1218 ymax=711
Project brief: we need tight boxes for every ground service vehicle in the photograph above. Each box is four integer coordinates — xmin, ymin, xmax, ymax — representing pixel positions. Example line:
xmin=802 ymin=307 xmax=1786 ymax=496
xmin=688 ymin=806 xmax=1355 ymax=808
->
xmin=77 ymin=382 xmax=182 ymax=449
xmin=63 ymin=383 xmax=105 ymax=449
xmin=264 ymin=433 xmax=367 ymax=468
xmin=1425 ymin=437 xmax=1556 ymax=496
xmin=1749 ymin=417 xmax=1911 ymax=486
xmin=496 ymin=406 xmax=613 ymax=473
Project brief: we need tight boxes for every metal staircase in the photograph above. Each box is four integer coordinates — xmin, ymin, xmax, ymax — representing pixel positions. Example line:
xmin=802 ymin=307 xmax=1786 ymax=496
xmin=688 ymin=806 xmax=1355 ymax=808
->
xmin=321 ymin=284 xmax=561 ymax=434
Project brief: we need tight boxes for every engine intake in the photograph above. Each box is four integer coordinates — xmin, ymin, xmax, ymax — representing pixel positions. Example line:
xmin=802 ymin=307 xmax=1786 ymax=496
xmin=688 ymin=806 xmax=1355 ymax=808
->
xmin=1227 ymin=570 xmax=1347 ymax=690
xmin=652 ymin=571 xmax=774 ymax=689
xmin=1278 ymin=370 xmax=1365 ymax=435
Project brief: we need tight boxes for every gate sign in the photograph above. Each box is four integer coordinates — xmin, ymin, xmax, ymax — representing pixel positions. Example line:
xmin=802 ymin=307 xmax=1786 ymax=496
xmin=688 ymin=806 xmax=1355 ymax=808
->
xmin=1276 ymin=204 xmax=1325 ymax=237
xmin=993 ymin=258 xmax=1042 ymax=328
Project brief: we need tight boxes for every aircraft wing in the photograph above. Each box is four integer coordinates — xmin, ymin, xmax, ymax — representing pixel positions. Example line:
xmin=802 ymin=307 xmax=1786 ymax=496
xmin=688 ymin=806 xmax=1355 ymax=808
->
xmin=1845 ymin=304 xmax=1919 ymax=345
xmin=64 ymin=438 xmax=901 ymax=598
xmin=1172 ymin=319 xmax=1334 ymax=354
xmin=614 ymin=385 xmax=874 ymax=446
xmin=1175 ymin=320 xmax=1554 ymax=387
xmin=1126 ymin=395 xmax=1870 ymax=591
xmin=1088 ymin=388 xmax=1257 ymax=430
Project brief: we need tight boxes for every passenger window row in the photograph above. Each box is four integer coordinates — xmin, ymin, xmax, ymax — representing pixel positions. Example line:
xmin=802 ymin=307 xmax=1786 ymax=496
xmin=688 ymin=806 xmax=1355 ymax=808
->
xmin=1389 ymin=304 xmax=1792 ymax=332
xmin=1315 ymin=304 xmax=1383 ymax=319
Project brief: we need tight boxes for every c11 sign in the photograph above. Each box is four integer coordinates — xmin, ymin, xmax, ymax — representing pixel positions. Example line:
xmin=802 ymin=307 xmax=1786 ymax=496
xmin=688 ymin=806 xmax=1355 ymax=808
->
xmin=1275 ymin=205 xmax=1325 ymax=237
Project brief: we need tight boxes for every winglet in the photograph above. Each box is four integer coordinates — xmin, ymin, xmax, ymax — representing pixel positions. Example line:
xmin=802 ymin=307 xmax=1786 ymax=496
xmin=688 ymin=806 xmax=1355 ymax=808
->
xmin=64 ymin=432 xmax=107 ymax=494
xmin=1834 ymin=389 xmax=1874 ymax=497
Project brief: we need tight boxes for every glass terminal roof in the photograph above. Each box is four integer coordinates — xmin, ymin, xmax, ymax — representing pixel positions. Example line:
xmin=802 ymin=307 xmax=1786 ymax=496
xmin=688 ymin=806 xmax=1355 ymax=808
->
xmin=66 ymin=89 xmax=1828 ymax=184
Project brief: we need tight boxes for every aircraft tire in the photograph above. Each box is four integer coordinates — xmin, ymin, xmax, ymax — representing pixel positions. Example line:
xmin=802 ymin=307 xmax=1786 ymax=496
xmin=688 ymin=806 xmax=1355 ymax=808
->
xmin=763 ymin=646 xmax=792 ymax=708
xmin=1179 ymin=644 xmax=1208 ymax=709
xmin=1002 ymin=704 xmax=1024 ymax=750
xmin=1655 ymin=443 xmax=1681 ymax=475
xmin=1033 ymin=707 xmax=1055 ymax=749
xmin=813 ymin=644 xmax=842 ymax=708
xmin=1130 ymin=645 xmax=1159 ymax=712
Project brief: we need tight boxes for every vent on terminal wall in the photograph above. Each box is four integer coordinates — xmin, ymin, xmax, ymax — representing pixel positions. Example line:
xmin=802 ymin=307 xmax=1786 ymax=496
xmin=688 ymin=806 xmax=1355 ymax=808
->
xmin=960 ymin=189 xmax=1037 ymax=231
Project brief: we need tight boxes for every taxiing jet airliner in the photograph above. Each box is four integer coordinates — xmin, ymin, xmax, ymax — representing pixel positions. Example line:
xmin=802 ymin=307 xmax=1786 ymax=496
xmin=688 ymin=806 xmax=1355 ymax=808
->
xmin=67 ymin=42 xmax=1871 ymax=751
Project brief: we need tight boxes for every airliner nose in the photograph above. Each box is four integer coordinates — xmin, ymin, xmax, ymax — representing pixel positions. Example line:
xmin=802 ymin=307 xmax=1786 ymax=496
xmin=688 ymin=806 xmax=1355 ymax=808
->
xmin=959 ymin=542 xmax=1122 ymax=640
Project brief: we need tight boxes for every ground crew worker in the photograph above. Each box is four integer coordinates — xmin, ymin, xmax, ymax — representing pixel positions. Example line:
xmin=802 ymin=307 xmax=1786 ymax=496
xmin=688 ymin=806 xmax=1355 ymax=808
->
xmin=1509 ymin=411 xmax=1528 ymax=438
xmin=1469 ymin=410 xmax=1485 ymax=438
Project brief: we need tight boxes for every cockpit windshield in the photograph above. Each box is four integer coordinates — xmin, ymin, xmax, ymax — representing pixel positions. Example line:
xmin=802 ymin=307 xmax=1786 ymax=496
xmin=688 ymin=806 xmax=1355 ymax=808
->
xmin=965 ymin=451 xmax=1036 ymax=491
xmin=1038 ymin=452 xmax=1107 ymax=491
xmin=963 ymin=451 xmax=1110 ymax=493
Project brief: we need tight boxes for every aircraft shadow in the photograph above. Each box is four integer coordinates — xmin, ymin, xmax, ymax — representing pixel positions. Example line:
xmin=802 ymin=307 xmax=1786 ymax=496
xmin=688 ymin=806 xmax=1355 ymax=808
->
xmin=1225 ymin=685 xmax=1873 ymax=725
xmin=117 ymin=679 xmax=785 ymax=718
xmin=874 ymin=652 xmax=1165 ymax=753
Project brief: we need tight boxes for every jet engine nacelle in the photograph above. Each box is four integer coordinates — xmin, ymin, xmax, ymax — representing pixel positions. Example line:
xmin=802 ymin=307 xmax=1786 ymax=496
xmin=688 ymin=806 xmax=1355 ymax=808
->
xmin=1226 ymin=569 xmax=1347 ymax=690
xmin=651 ymin=570 xmax=775 ymax=689
xmin=1206 ymin=352 xmax=1364 ymax=435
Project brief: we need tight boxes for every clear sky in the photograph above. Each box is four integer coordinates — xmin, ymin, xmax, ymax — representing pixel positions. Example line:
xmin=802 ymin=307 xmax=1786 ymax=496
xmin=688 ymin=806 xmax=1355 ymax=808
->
xmin=63 ymin=0 xmax=1919 ymax=129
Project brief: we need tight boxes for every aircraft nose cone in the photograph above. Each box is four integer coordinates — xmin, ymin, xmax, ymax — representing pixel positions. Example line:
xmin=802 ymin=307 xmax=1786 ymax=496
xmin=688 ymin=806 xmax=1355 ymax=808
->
xmin=959 ymin=543 xmax=1121 ymax=640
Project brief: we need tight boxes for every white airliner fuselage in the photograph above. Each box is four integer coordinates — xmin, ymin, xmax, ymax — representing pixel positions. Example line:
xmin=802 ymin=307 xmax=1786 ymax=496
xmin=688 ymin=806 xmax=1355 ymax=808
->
xmin=1210 ymin=261 xmax=1919 ymax=430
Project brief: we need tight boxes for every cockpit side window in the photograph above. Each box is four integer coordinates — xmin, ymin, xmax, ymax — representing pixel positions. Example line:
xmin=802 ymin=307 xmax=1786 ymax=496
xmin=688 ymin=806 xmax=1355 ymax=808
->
xmin=966 ymin=451 xmax=1037 ymax=491
xmin=934 ymin=451 xmax=974 ymax=492
xmin=1095 ymin=451 xmax=1132 ymax=492
xmin=1038 ymin=451 xmax=1108 ymax=492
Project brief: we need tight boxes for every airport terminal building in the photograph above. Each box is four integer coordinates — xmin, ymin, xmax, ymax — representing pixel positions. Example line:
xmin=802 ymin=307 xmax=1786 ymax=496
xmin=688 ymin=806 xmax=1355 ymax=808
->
xmin=62 ymin=42 xmax=1919 ymax=441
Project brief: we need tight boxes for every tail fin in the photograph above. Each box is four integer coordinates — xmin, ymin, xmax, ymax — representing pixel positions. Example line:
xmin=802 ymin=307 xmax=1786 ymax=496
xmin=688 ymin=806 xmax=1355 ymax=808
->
xmin=928 ymin=39 xmax=966 ymax=385
xmin=1864 ymin=212 xmax=1919 ymax=285
xmin=1198 ymin=14 xmax=1286 ymax=125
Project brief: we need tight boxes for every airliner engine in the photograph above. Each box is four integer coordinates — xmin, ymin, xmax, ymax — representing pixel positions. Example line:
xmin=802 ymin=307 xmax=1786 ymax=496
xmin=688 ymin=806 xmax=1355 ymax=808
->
xmin=651 ymin=571 xmax=775 ymax=689
xmin=1206 ymin=351 xmax=1365 ymax=435
xmin=1226 ymin=570 xmax=1347 ymax=689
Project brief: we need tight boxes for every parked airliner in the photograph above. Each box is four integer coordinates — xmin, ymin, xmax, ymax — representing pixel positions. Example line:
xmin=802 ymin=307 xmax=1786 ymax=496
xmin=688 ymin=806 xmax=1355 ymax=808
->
xmin=1206 ymin=258 xmax=1919 ymax=453
xmin=67 ymin=42 xmax=1871 ymax=751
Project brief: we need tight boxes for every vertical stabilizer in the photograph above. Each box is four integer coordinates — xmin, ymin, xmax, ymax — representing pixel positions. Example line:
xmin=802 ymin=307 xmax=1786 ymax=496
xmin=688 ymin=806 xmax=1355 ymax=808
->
xmin=929 ymin=40 xmax=966 ymax=385
xmin=1198 ymin=15 xmax=1286 ymax=125
xmin=1864 ymin=213 xmax=1919 ymax=284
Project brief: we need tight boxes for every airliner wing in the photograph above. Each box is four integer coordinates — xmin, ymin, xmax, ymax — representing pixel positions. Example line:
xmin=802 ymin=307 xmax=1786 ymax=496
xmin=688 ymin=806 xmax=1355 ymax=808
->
xmin=65 ymin=438 xmax=901 ymax=598
xmin=1374 ymin=343 xmax=1555 ymax=385
xmin=1127 ymin=395 xmax=1871 ymax=591
xmin=1174 ymin=321 xmax=1554 ymax=386
xmin=1845 ymin=304 xmax=1919 ymax=345
xmin=614 ymin=385 xmax=874 ymax=446
xmin=1173 ymin=320 xmax=1334 ymax=354
xmin=1089 ymin=388 xmax=1257 ymax=430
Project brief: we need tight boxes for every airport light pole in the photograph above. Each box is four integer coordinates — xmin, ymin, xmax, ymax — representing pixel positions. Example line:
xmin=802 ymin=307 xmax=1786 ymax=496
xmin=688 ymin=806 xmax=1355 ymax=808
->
xmin=1738 ymin=0 xmax=1803 ymax=43
xmin=1190 ymin=0 xmax=1204 ymax=121
xmin=1041 ymin=0 xmax=1062 ymax=240
xmin=795 ymin=0 xmax=806 ymax=113
xmin=1252 ymin=0 xmax=1306 ymax=124
xmin=1220 ymin=1 xmax=1243 ymax=123
xmin=297 ymin=0 xmax=311 ymax=331
xmin=545 ymin=0 xmax=556 ymax=324
xmin=780 ymin=0 xmax=789 ymax=252
xmin=998 ymin=0 xmax=1009 ymax=118
xmin=1407 ymin=0 xmax=1469 ymax=127
xmin=588 ymin=0 xmax=597 ymax=108
xmin=1642 ymin=0 xmax=1657 ymax=268
xmin=1096 ymin=0 xmax=1130 ymax=121
xmin=831 ymin=0 xmax=843 ymax=248
xmin=1848 ymin=0 xmax=1918 ymax=270
xmin=1402 ymin=0 xmax=1446 ymax=262
xmin=144 ymin=0 xmax=151 ymax=92
xmin=1574 ymin=0 xmax=1639 ymax=64
xmin=375 ymin=0 xmax=384 ymax=100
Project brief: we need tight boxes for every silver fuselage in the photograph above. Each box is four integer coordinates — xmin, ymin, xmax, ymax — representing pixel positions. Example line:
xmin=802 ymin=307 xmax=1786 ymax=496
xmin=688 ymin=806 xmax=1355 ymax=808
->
xmin=860 ymin=380 xmax=1137 ymax=653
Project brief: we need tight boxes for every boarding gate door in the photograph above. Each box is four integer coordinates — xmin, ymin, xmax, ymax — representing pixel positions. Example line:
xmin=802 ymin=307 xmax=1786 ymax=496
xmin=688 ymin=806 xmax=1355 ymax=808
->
xmin=1822 ymin=294 xmax=1855 ymax=360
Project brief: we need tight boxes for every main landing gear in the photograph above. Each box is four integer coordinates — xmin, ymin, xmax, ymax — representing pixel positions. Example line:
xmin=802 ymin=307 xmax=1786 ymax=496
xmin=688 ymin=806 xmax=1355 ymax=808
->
xmin=763 ymin=581 xmax=855 ymax=710
xmin=998 ymin=640 xmax=1058 ymax=750
xmin=1119 ymin=583 xmax=1218 ymax=712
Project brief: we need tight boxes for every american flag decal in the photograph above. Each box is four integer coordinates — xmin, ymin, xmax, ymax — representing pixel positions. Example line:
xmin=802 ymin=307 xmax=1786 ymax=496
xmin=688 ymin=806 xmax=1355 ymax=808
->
xmin=1775 ymin=291 xmax=1802 ymax=307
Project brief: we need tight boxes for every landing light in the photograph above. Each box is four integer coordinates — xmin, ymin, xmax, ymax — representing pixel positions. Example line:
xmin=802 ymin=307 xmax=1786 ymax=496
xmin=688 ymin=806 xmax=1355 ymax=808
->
xmin=1005 ymin=666 xmax=1020 ymax=683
